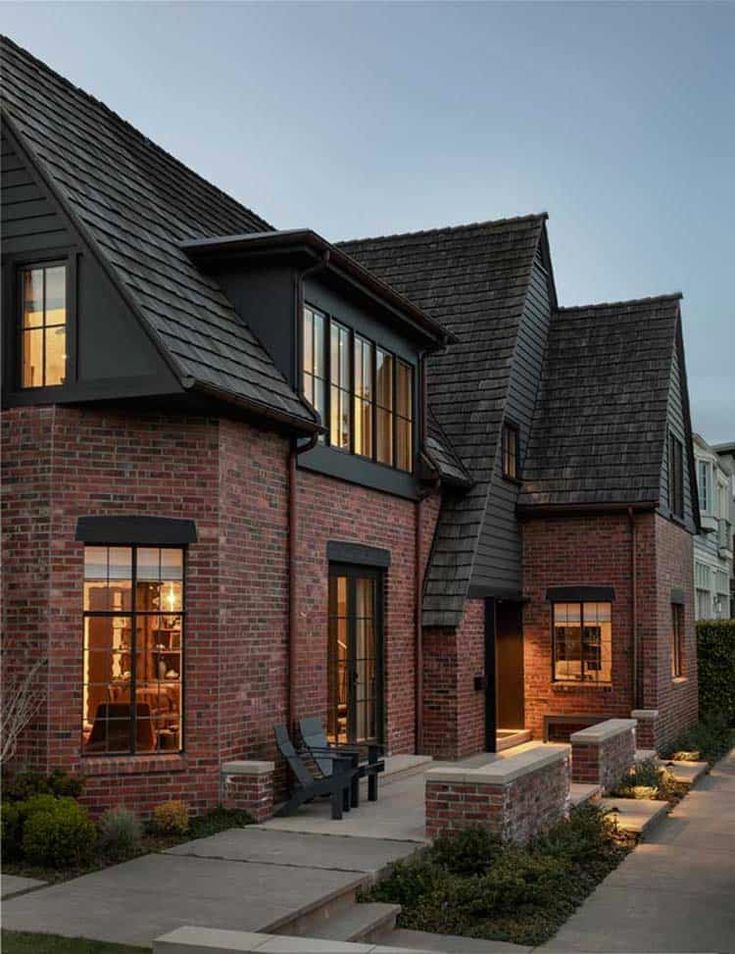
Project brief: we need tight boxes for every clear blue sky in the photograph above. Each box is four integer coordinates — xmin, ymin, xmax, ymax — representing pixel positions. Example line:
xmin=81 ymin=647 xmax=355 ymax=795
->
xmin=3 ymin=2 xmax=733 ymax=441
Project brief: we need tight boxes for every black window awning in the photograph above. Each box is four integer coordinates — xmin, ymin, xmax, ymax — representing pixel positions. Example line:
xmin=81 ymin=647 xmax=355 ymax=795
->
xmin=327 ymin=541 xmax=390 ymax=569
xmin=546 ymin=585 xmax=615 ymax=603
xmin=75 ymin=516 xmax=197 ymax=546
xmin=671 ymin=588 xmax=686 ymax=605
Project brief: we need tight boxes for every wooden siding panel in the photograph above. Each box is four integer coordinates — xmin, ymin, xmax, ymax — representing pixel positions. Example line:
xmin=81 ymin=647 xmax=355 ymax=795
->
xmin=659 ymin=338 xmax=696 ymax=531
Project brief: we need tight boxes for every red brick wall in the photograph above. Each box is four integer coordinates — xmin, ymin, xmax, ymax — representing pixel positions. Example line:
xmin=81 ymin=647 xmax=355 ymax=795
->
xmin=570 ymin=722 xmax=636 ymax=792
xmin=522 ymin=512 xmax=697 ymax=751
xmin=422 ymin=598 xmax=485 ymax=759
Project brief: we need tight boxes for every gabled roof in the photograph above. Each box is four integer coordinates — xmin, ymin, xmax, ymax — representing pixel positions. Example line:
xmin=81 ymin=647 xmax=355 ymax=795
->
xmin=519 ymin=294 xmax=687 ymax=509
xmin=0 ymin=35 xmax=318 ymax=431
xmin=340 ymin=214 xmax=546 ymax=625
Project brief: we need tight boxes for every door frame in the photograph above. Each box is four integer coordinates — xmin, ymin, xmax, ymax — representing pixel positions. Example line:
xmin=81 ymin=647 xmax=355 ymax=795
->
xmin=328 ymin=562 xmax=386 ymax=746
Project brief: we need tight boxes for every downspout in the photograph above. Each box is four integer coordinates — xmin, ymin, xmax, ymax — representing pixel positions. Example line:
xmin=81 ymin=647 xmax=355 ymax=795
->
xmin=287 ymin=251 xmax=329 ymax=731
xmin=628 ymin=506 xmax=639 ymax=709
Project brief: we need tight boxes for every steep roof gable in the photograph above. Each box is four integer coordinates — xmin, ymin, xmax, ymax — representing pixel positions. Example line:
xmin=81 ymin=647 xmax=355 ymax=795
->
xmin=519 ymin=294 xmax=697 ymax=519
xmin=340 ymin=214 xmax=546 ymax=625
xmin=0 ymin=35 xmax=317 ymax=430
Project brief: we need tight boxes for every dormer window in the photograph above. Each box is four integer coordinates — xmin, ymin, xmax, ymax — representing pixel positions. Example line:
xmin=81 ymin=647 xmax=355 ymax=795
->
xmin=302 ymin=305 xmax=414 ymax=473
xmin=20 ymin=263 xmax=67 ymax=388
xmin=501 ymin=421 xmax=520 ymax=480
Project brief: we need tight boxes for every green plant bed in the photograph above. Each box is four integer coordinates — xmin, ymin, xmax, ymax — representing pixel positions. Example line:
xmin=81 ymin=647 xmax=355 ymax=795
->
xmin=363 ymin=805 xmax=635 ymax=947
xmin=660 ymin=713 xmax=735 ymax=766
xmin=609 ymin=759 xmax=689 ymax=806
xmin=1 ymin=931 xmax=147 ymax=954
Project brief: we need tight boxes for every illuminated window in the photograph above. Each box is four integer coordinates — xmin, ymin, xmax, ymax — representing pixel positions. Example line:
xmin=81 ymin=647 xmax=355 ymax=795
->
xmin=501 ymin=421 xmax=519 ymax=479
xmin=330 ymin=321 xmax=351 ymax=450
xmin=20 ymin=263 xmax=67 ymax=388
xmin=553 ymin=601 xmax=612 ymax=683
xmin=82 ymin=546 xmax=184 ymax=755
xmin=671 ymin=603 xmax=684 ymax=678
xmin=301 ymin=305 xmax=414 ymax=473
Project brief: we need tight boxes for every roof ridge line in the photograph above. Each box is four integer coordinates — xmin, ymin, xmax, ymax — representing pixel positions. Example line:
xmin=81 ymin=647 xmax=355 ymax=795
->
xmin=559 ymin=293 xmax=683 ymax=313
xmin=337 ymin=212 xmax=548 ymax=247
xmin=0 ymin=34 xmax=273 ymax=232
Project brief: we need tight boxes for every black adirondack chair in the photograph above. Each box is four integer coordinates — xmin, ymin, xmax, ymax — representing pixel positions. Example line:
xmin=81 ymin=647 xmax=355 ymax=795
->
xmin=273 ymin=724 xmax=358 ymax=820
xmin=298 ymin=715 xmax=385 ymax=805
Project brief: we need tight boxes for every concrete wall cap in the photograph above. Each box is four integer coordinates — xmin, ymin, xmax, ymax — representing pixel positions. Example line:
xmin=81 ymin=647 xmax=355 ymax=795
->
xmin=570 ymin=719 xmax=637 ymax=744
xmin=631 ymin=709 xmax=660 ymax=720
xmin=154 ymin=925 xmax=390 ymax=953
xmin=426 ymin=743 xmax=569 ymax=785
xmin=221 ymin=760 xmax=274 ymax=777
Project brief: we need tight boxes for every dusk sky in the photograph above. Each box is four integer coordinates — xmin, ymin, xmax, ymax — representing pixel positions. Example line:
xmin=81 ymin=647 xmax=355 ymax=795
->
xmin=3 ymin=1 xmax=733 ymax=441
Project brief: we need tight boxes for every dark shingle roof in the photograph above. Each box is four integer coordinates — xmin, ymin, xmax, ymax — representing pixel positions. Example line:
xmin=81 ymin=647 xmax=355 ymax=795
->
xmin=425 ymin=408 xmax=473 ymax=488
xmin=0 ymin=35 xmax=317 ymax=430
xmin=519 ymin=294 xmax=682 ymax=508
xmin=340 ymin=215 xmax=545 ymax=625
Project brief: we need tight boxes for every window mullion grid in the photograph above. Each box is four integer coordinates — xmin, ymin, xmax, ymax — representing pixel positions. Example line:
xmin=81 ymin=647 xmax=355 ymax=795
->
xmin=371 ymin=344 xmax=378 ymax=464
xmin=130 ymin=546 xmax=138 ymax=755
xmin=349 ymin=328 xmax=355 ymax=454
xmin=391 ymin=355 xmax=397 ymax=469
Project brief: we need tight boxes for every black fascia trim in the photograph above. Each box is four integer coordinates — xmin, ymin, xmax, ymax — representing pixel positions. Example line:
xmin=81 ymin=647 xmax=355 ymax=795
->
xmin=327 ymin=541 xmax=391 ymax=569
xmin=671 ymin=588 xmax=686 ymax=605
xmin=467 ymin=583 xmax=525 ymax=601
xmin=546 ymin=585 xmax=615 ymax=603
xmin=75 ymin=516 xmax=197 ymax=546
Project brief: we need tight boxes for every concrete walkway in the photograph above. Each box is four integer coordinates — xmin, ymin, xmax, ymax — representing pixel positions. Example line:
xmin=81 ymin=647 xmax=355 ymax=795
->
xmin=543 ymin=749 xmax=735 ymax=953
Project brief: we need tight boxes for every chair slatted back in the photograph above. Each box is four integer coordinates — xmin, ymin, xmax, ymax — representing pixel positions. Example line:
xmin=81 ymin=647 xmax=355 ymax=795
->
xmin=299 ymin=716 xmax=333 ymax=776
xmin=274 ymin=724 xmax=314 ymax=788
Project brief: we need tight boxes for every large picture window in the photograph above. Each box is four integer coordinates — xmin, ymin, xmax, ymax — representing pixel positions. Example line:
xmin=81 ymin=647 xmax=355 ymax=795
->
xmin=553 ymin=601 xmax=612 ymax=683
xmin=302 ymin=305 xmax=414 ymax=472
xmin=20 ymin=263 xmax=67 ymax=388
xmin=82 ymin=545 xmax=184 ymax=755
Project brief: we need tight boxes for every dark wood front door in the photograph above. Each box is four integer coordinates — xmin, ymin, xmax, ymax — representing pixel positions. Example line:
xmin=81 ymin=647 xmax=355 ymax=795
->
xmin=496 ymin=600 xmax=525 ymax=729
xmin=327 ymin=565 xmax=384 ymax=744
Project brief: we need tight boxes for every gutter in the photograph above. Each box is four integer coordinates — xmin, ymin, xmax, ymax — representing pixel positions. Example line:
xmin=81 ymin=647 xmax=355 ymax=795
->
xmin=189 ymin=379 xmax=320 ymax=436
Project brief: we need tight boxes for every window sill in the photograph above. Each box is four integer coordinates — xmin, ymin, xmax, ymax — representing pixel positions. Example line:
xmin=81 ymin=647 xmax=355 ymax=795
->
xmin=79 ymin=753 xmax=187 ymax=776
xmin=551 ymin=682 xmax=613 ymax=692
xmin=501 ymin=474 xmax=523 ymax=486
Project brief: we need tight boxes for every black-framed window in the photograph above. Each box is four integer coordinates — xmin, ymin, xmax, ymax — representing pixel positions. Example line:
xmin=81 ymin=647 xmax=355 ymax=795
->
xmin=671 ymin=602 xmax=684 ymax=678
xmin=301 ymin=305 xmax=414 ymax=473
xmin=501 ymin=421 xmax=520 ymax=480
xmin=552 ymin=601 xmax=612 ymax=683
xmin=668 ymin=431 xmax=684 ymax=518
xmin=19 ymin=262 xmax=67 ymax=388
xmin=82 ymin=545 xmax=184 ymax=756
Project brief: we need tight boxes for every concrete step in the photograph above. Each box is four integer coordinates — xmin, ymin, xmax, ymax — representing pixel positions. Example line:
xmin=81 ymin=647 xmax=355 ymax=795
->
xmin=378 ymin=927 xmax=532 ymax=952
xmin=569 ymin=782 xmax=601 ymax=807
xmin=598 ymin=796 xmax=670 ymax=838
xmin=659 ymin=758 xmax=709 ymax=786
xmin=380 ymin=754 xmax=433 ymax=787
xmin=496 ymin=730 xmax=532 ymax=752
xmin=269 ymin=876 xmax=368 ymax=938
xmin=309 ymin=902 xmax=401 ymax=944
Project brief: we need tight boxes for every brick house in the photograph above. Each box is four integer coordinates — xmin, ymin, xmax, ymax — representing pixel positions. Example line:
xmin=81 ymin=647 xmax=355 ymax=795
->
xmin=1 ymin=37 xmax=699 ymax=815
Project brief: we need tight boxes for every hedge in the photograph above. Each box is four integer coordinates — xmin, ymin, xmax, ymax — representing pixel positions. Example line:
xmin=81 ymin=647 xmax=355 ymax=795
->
xmin=697 ymin=619 xmax=735 ymax=724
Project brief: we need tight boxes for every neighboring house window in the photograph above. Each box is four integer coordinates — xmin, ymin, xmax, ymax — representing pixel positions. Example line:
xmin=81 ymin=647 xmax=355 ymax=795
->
xmin=330 ymin=321 xmax=351 ymax=450
xmin=501 ymin=421 xmax=520 ymax=480
xmin=695 ymin=561 xmax=711 ymax=619
xmin=302 ymin=305 xmax=327 ymax=429
xmin=671 ymin=603 xmax=684 ymax=678
xmin=552 ymin=601 xmax=612 ymax=683
xmin=697 ymin=460 xmax=711 ymax=513
xmin=20 ymin=263 xmax=67 ymax=388
xmin=302 ymin=305 xmax=414 ymax=473
xmin=668 ymin=432 xmax=684 ymax=517
xmin=83 ymin=545 xmax=184 ymax=755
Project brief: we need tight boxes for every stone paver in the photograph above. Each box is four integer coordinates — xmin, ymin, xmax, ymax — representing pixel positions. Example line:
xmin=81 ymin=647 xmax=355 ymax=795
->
xmin=0 ymin=852 xmax=365 ymax=947
xmin=542 ymin=749 xmax=735 ymax=952
xmin=167 ymin=828 xmax=421 ymax=876
xmin=1 ymin=873 xmax=47 ymax=899
xmin=597 ymin=795 xmax=670 ymax=835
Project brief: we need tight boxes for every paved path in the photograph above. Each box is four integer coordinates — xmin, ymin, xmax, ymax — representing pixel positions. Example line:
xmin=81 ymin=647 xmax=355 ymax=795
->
xmin=543 ymin=749 xmax=735 ymax=953
xmin=0 ymin=829 xmax=418 ymax=947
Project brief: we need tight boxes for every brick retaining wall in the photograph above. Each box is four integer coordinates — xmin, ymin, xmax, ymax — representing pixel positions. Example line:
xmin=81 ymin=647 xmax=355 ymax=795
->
xmin=570 ymin=718 xmax=636 ymax=792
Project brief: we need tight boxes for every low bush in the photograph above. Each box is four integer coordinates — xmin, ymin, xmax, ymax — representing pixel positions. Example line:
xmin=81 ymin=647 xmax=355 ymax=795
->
xmin=660 ymin=712 xmax=735 ymax=765
xmin=696 ymin=620 xmax=735 ymax=723
xmin=98 ymin=807 xmax=142 ymax=860
xmin=2 ymin=770 xmax=84 ymax=803
xmin=188 ymin=806 xmax=253 ymax=839
xmin=1 ymin=802 xmax=23 ymax=860
xmin=22 ymin=798 xmax=96 ymax=868
xmin=610 ymin=759 xmax=685 ymax=804
xmin=363 ymin=806 xmax=634 ymax=946
xmin=150 ymin=800 xmax=188 ymax=835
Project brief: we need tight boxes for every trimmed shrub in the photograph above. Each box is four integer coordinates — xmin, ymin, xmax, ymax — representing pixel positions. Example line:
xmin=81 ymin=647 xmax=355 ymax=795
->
xmin=188 ymin=806 xmax=253 ymax=839
xmin=661 ymin=712 xmax=735 ymax=765
xmin=431 ymin=826 xmax=501 ymax=876
xmin=22 ymin=798 xmax=96 ymax=868
xmin=2 ymin=769 xmax=84 ymax=803
xmin=151 ymin=800 xmax=189 ymax=835
xmin=697 ymin=619 xmax=735 ymax=724
xmin=98 ymin=806 xmax=142 ymax=860
xmin=1 ymin=801 xmax=23 ymax=860
xmin=369 ymin=856 xmax=449 ymax=909
xmin=610 ymin=759 xmax=684 ymax=803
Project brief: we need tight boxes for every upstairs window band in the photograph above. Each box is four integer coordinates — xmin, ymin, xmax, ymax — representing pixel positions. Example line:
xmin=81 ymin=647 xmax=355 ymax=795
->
xmin=552 ymin=601 xmax=612 ymax=684
xmin=20 ymin=263 xmax=67 ymax=388
xmin=82 ymin=545 xmax=184 ymax=756
xmin=302 ymin=304 xmax=414 ymax=473
xmin=668 ymin=431 xmax=684 ymax=518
